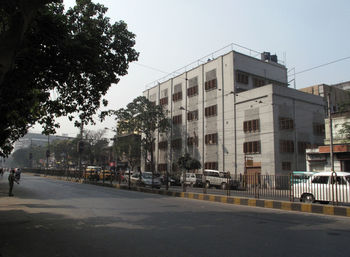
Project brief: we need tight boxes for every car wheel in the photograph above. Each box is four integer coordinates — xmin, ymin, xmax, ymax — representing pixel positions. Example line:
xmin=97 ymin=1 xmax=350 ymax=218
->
xmin=301 ymin=194 xmax=314 ymax=203
xmin=205 ymin=181 xmax=210 ymax=189
xmin=221 ymin=182 xmax=227 ymax=190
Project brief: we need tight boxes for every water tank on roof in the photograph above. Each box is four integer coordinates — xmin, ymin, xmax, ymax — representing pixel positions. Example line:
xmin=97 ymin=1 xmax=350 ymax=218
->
xmin=271 ymin=55 xmax=278 ymax=63
xmin=261 ymin=52 xmax=271 ymax=61
xmin=261 ymin=52 xmax=278 ymax=63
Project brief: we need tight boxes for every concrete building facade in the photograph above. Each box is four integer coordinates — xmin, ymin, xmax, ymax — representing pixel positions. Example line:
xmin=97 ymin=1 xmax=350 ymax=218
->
xmin=299 ymin=83 xmax=350 ymax=113
xmin=144 ymin=51 xmax=325 ymax=177
xmin=306 ymin=112 xmax=350 ymax=172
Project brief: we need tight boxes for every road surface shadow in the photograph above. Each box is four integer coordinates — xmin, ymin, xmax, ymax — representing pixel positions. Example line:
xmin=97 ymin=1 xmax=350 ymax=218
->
xmin=0 ymin=204 xmax=349 ymax=257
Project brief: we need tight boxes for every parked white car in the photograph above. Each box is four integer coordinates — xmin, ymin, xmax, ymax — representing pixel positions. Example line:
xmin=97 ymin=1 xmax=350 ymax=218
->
xmin=180 ymin=173 xmax=197 ymax=186
xmin=293 ymin=171 xmax=350 ymax=203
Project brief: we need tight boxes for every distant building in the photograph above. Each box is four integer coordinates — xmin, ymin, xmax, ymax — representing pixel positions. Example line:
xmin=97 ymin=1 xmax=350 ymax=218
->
xmin=13 ymin=133 xmax=73 ymax=152
xmin=332 ymin=81 xmax=350 ymax=91
xmin=299 ymin=83 xmax=350 ymax=113
xmin=306 ymin=112 xmax=350 ymax=172
xmin=143 ymin=50 xmax=325 ymax=177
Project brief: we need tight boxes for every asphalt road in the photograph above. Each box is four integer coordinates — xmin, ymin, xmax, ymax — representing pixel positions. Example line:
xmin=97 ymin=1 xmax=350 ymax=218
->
xmin=0 ymin=173 xmax=350 ymax=257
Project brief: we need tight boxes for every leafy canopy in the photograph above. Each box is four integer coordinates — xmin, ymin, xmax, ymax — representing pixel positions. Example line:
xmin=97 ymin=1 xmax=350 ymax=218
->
xmin=111 ymin=96 xmax=170 ymax=171
xmin=177 ymin=153 xmax=201 ymax=172
xmin=0 ymin=0 xmax=139 ymax=156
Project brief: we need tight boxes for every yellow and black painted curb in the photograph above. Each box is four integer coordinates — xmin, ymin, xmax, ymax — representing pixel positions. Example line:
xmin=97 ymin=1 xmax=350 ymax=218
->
xmin=32 ymin=173 xmax=350 ymax=218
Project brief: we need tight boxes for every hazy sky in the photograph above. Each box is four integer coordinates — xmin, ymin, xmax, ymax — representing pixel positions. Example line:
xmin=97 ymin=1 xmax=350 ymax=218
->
xmin=30 ymin=0 xmax=350 ymax=137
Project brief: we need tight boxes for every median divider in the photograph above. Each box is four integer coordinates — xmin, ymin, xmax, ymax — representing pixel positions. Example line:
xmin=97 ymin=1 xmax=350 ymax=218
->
xmin=30 ymin=173 xmax=350 ymax=218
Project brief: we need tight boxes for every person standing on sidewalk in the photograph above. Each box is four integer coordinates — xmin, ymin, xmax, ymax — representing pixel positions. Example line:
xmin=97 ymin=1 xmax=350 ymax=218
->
xmin=8 ymin=169 xmax=19 ymax=196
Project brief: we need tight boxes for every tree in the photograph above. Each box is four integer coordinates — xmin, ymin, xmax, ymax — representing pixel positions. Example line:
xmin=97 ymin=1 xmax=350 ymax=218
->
xmin=12 ymin=144 xmax=47 ymax=168
xmin=177 ymin=153 xmax=201 ymax=172
xmin=0 ymin=0 xmax=139 ymax=156
xmin=177 ymin=153 xmax=201 ymax=191
xmin=115 ymin=133 xmax=141 ymax=171
xmin=83 ymin=129 xmax=109 ymax=167
xmin=51 ymin=138 xmax=77 ymax=168
xmin=111 ymin=96 xmax=170 ymax=173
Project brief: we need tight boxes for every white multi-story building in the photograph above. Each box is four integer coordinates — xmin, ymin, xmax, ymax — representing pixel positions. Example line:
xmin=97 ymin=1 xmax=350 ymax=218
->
xmin=143 ymin=50 xmax=325 ymax=177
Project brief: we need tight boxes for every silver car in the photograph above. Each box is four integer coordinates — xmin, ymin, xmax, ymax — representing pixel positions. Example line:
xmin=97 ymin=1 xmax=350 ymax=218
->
xmin=136 ymin=172 xmax=162 ymax=189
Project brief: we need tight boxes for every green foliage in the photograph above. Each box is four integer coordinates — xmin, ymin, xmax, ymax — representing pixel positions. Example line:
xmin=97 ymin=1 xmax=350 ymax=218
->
xmin=115 ymin=134 xmax=141 ymax=171
xmin=112 ymin=96 xmax=170 ymax=171
xmin=0 ymin=0 xmax=138 ymax=156
xmin=177 ymin=153 xmax=201 ymax=172
xmin=83 ymin=130 xmax=110 ymax=166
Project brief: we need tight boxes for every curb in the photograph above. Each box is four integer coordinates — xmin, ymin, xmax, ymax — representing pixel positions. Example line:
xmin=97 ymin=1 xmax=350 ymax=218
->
xmin=31 ymin=173 xmax=350 ymax=218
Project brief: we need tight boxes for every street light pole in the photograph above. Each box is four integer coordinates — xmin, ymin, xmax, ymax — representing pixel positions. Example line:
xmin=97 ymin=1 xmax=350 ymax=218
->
xmin=327 ymin=93 xmax=334 ymax=172
xmin=46 ymin=134 xmax=50 ymax=174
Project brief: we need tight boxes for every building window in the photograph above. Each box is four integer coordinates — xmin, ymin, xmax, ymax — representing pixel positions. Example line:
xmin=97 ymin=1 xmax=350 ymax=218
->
xmin=313 ymin=123 xmax=325 ymax=136
xmin=280 ymin=140 xmax=294 ymax=153
xmin=205 ymin=133 xmax=218 ymax=145
xmin=171 ymin=138 xmax=182 ymax=149
xmin=253 ymin=77 xmax=265 ymax=87
xmin=158 ymin=141 xmax=168 ymax=150
xmin=236 ymin=71 xmax=249 ymax=84
xmin=205 ymin=79 xmax=217 ymax=91
xmin=172 ymin=114 xmax=182 ymax=125
xmin=243 ymin=141 xmax=261 ymax=154
xmin=279 ymin=117 xmax=294 ymax=130
xmin=187 ymin=110 xmax=198 ymax=121
xmin=298 ymin=141 xmax=310 ymax=154
xmin=159 ymin=97 xmax=168 ymax=106
xmin=149 ymin=93 xmax=157 ymax=102
xmin=282 ymin=162 xmax=291 ymax=171
xmin=205 ymin=162 xmax=218 ymax=170
xmin=158 ymin=163 xmax=168 ymax=172
xmin=187 ymin=136 xmax=198 ymax=146
xmin=205 ymin=105 xmax=217 ymax=117
xmin=172 ymin=92 xmax=182 ymax=102
xmin=187 ymin=85 xmax=198 ymax=97
xmin=243 ymin=119 xmax=260 ymax=133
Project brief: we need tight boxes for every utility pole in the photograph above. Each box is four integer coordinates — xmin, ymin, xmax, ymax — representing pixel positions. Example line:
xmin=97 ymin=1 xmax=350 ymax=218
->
xmin=327 ymin=93 xmax=334 ymax=172
xmin=78 ymin=122 xmax=84 ymax=179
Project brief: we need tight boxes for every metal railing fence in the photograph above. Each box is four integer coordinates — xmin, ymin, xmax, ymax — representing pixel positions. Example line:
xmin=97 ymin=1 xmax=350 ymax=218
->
xmin=23 ymin=169 xmax=350 ymax=206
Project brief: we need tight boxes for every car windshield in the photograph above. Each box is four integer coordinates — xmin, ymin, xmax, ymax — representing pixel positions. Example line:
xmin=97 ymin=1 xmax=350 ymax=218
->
xmin=220 ymin=172 xmax=230 ymax=178
xmin=142 ymin=173 xmax=153 ymax=179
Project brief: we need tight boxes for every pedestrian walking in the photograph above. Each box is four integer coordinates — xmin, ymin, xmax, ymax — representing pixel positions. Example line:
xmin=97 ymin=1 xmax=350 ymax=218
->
xmin=8 ymin=169 xmax=19 ymax=196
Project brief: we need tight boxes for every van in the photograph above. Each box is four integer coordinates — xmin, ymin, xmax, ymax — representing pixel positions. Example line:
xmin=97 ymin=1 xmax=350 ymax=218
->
xmin=203 ymin=169 xmax=231 ymax=190
xmin=293 ymin=171 xmax=350 ymax=203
